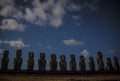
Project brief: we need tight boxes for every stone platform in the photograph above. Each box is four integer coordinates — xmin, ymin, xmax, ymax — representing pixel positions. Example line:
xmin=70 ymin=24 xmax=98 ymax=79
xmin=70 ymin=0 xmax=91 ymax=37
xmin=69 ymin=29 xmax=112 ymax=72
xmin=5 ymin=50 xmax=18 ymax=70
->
xmin=0 ymin=70 xmax=120 ymax=81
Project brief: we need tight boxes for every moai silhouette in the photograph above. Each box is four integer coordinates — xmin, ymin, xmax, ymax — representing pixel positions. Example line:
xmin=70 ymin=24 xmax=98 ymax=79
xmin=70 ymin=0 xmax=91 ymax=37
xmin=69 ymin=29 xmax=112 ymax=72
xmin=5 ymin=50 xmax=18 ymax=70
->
xmin=1 ymin=50 xmax=9 ymax=70
xmin=106 ymin=57 xmax=113 ymax=71
xmin=70 ymin=54 xmax=76 ymax=71
xmin=97 ymin=51 xmax=104 ymax=71
xmin=27 ymin=52 xmax=34 ymax=70
xmin=79 ymin=55 xmax=86 ymax=71
xmin=38 ymin=53 xmax=46 ymax=71
xmin=14 ymin=50 xmax=23 ymax=70
xmin=89 ymin=57 xmax=95 ymax=71
xmin=113 ymin=56 xmax=119 ymax=71
xmin=59 ymin=55 xmax=67 ymax=71
xmin=50 ymin=54 xmax=57 ymax=71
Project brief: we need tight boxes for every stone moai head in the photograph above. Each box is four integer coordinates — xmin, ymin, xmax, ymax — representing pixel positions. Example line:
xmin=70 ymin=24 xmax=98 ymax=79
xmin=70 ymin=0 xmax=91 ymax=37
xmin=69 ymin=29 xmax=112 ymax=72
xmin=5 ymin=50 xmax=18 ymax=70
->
xmin=107 ymin=57 xmax=111 ymax=63
xmin=80 ymin=55 xmax=84 ymax=61
xmin=70 ymin=54 xmax=75 ymax=61
xmin=113 ymin=56 xmax=118 ymax=61
xmin=97 ymin=51 xmax=103 ymax=59
xmin=40 ymin=53 xmax=45 ymax=59
xmin=89 ymin=57 xmax=94 ymax=62
xmin=3 ymin=50 xmax=9 ymax=58
xmin=29 ymin=52 xmax=34 ymax=59
xmin=16 ymin=50 xmax=22 ymax=58
xmin=51 ymin=54 xmax=56 ymax=61
xmin=60 ymin=55 xmax=66 ymax=61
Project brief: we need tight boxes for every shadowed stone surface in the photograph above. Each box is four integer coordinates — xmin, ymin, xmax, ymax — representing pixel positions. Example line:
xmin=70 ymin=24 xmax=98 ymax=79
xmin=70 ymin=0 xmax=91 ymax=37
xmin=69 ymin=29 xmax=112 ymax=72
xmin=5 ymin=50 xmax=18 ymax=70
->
xmin=1 ymin=50 xmax=9 ymax=70
xmin=27 ymin=52 xmax=34 ymax=70
xmin=70 ymin=54 xmax=76 ymax=71
xmin=89 ymin=57 xmax=95 ymax=71
xmin=50 ymin=54 xmax=57 ymax=71
xmin=38 ymin=53 xmax=46 ymax=71
xmin=79 ymin=55 xmax=86 ymax=71
xmin=59 ymin=55 xmax=67 ymax=71
xmin=14 ymin=50 xmax=23 ymax=70
xmin=97 ymin=52 xmax=104 ymax=71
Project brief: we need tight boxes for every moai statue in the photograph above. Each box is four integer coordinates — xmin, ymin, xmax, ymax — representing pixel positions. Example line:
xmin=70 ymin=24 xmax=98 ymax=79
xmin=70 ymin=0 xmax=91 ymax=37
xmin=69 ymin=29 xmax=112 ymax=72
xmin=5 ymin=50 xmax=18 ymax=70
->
xmin=59 ymin=55 xmax=67 ymax=71
xmin=27 ymin=52 xmax=34 ymax=70
xmin=89 ymin=57 xmax=95 ymax=71
xmin=97 ymin=51 xmax=104 ymax=71
xmin=50 ymin=54 xmax=57 ymax=71
xmin=113 ymin=56 xmax=119 ymax=71
xmin=1 ymin=50 xmax=9 ymax=70
xmin=70 ymin=54 xmax=76 ymax=71
xmin=106 ymin=57 xmax=113 ymax=71
xmin=38 ymin=53 xmax=46 ymax=71
xmin=79 ymin=55 xmax=86 ymax=71
xmin=14 ymin=50 xmax=23 ymax=70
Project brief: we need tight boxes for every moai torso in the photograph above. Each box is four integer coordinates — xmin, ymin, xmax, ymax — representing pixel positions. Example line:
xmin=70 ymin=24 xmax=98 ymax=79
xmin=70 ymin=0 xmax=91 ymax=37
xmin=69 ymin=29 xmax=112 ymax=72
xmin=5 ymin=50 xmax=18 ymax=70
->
xmin=97 ymin=52 xmax=104 ymax=71
xmin=70 ymin=54 xmax=76 ymax=71
xmin=89 ymin=57 xmax=95 ymax=71
xmin=113 ymin=57 xmax=119 ymax=71
xmin=106 ymin=57 xmax=113 ymax=71
xmin=59 ymin=55 xmax=67 ymax=71
xmin=27 ymin=52 xmax=34 ymax=70
xmin=79 ymin=55 xmax=86 ymax=71
xmin=14 ymin=50 xmax=23 ymax=70
xmin=50 ymin=54 xmax=57 ymax=71
xmin=38 ymin=53 xmax=46 ymax=71
xmin=1 ymin=50 xmax=9 ymax=70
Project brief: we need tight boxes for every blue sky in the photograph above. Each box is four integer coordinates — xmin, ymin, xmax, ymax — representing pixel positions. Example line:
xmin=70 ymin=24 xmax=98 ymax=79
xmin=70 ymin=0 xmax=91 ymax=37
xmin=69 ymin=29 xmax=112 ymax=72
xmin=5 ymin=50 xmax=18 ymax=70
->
xmin=0 ymin=0 xmax=120 ymax=70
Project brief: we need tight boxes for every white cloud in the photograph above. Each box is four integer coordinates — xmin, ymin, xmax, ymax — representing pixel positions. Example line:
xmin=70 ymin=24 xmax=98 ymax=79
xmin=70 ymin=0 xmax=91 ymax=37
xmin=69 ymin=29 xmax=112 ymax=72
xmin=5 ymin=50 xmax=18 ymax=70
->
xmin=63 ymin=38 xmax=85 ymax=46
xmin=0 ymin=0 xmax=100 ymax=31
xmin=0 ymin=39 xmax=30 ymax=48
xmin=0 ymin=19 xmax=25 ymax=31
xmin=81 ymin=49 xmax=90 ymax=58
xmin=67 ymin=3 xmax=82 ymax=12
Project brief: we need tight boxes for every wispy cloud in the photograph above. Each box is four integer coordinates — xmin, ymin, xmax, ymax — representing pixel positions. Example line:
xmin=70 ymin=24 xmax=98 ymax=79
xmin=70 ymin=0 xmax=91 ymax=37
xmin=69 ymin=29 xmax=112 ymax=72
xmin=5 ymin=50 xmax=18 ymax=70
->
xmin=63 ymin=38 xmax=85 ymax=46
xmin=81 ymin=49 xmax=90 ymax=58
xmin=0 ymin=19 xmax=25 ymax=31
xmin=0 ymin=0 xmax=100 ymax=31
xmin=0 ymin=0 xmax=66 ymax=30
xmin=0 ymin=39 xmax=30 ymax=48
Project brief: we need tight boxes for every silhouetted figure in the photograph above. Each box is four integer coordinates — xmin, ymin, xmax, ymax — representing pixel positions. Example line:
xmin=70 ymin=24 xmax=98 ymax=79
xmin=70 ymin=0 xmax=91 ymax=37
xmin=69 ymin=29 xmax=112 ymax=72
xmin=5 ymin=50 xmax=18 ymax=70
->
xmin=27 ymin=52 xmax=34 ymax=70
xmin=1 ymin=50 xmax=9 ymax=70
xmin=50 ymin=54 xmax=57 ymax=71
xmin=70 ymin=54 xmax=76 ymax=71
xmin=14 ymin=50 xmax=23 ymax=70
xmin=106 ymin=57 xmax=113 ymax=71
xmin=38 ymin=53 xmax=46 ymax=71
xmin=113 ymin=56 xmax=119 ymax=71
xmin=59 ymin=55 xmax=67 ymax=71
xmin=89 ymin=57 xmax=95 ymax=71
xmin=79 ymin=55 xmax=86 ymax=71
xmin=97 ymin=52 xmax=104 ymax=71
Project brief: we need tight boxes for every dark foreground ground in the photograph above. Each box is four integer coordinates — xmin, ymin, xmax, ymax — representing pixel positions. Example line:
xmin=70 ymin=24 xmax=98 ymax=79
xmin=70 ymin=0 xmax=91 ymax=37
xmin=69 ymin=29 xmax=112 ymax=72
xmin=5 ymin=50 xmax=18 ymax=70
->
xmin=0 ymin=70 xmax=120 ymax=81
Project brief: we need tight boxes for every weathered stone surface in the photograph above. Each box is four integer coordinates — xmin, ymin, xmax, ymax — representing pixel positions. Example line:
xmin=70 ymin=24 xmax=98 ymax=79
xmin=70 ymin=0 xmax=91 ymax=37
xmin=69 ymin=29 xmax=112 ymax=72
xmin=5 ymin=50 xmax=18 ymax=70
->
xmin=14 ymin=50 xmax=23 ymax=70
xmin=27 ymin=52 xmax=34 ymax=70
xmin=79 ymin=55 xmax=86 ymax=71
xmin=38 ymin=53 xmax=46 ymax=71
xmin=113 ymin=57 xmax=119 ymax=71
xmin=97 ymin=51 xmax=104 ymax=71
xmin=59 ymin=55 xmax=67 ymax=71
xmin=70 ymin=54 xmax=76 ymax=71
xmin=50 ymin=54 xmax=57 ymax=71
xmin=106 ymin=57 xmax=113 ymax=71
xmin=1 ymin=50 xmax=9 ymax=70
xmin=89 ymin=57 xmax=95 ymax=71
